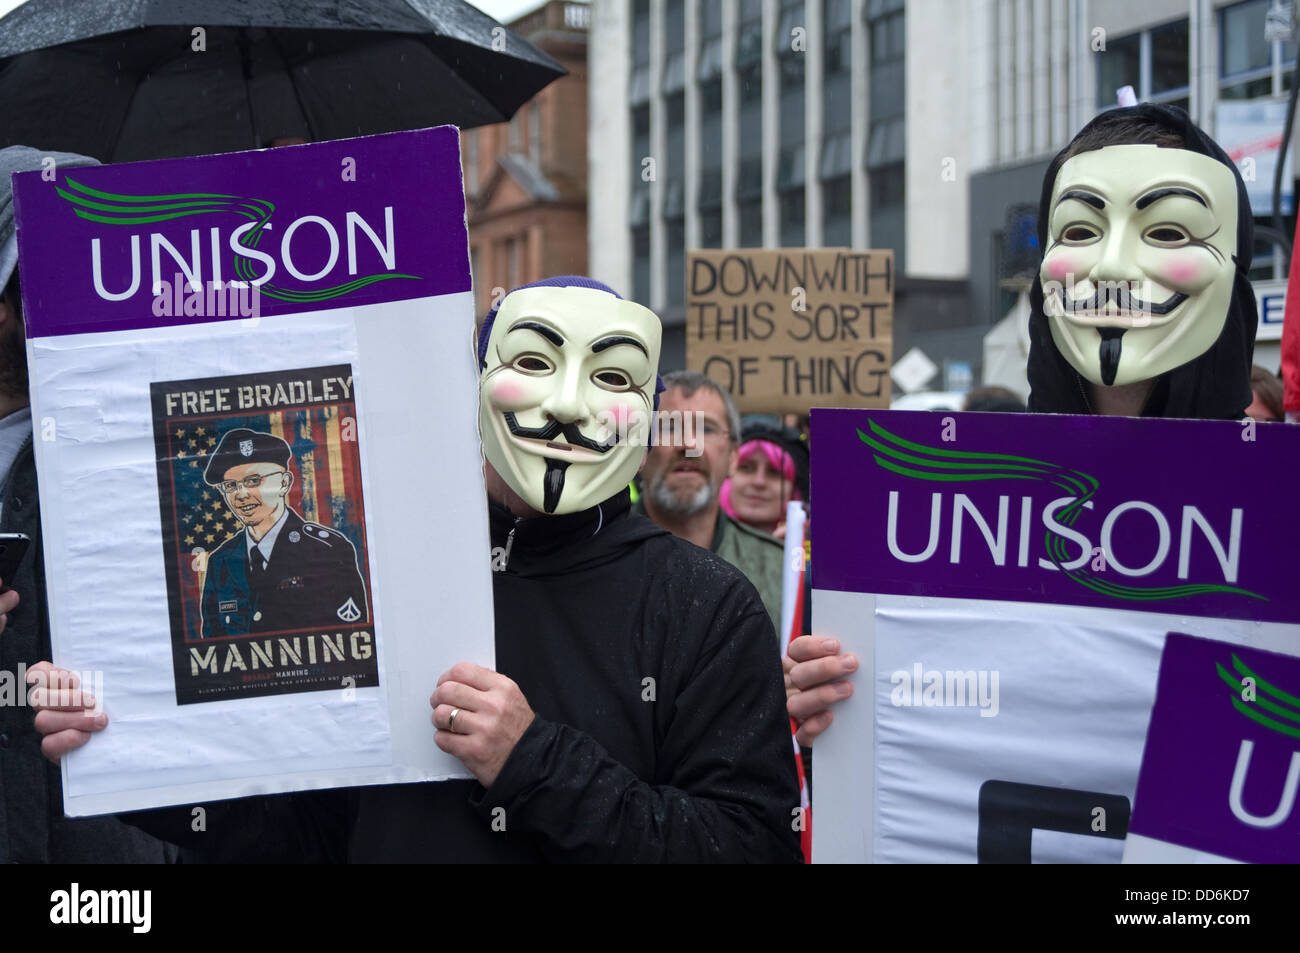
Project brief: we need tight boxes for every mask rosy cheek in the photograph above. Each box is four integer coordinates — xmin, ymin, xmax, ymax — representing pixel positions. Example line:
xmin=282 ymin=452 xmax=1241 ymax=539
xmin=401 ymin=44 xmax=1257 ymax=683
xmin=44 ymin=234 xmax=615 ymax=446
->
xmin=490 ymin=378 xmax=527 ymax=405
xmin=607 ymin=401 xmax=634 ymax=429
xmin=1044 ymin=256 xmax=1074 ymax=282
xmin=1159 ymin=255 xmax=1211 ymax=287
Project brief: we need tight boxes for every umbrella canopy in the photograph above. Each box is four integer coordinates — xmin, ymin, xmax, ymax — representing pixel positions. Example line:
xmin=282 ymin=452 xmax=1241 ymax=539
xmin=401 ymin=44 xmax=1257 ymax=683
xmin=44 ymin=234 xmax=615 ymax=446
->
xmin=0 ymin=0 xmax=566 ymax=162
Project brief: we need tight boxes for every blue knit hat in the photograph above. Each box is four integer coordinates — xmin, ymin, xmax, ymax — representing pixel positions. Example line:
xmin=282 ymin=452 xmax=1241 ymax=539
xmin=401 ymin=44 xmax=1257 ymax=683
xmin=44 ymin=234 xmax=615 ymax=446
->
xmin=477 ymin=275 xmax=666 ymax=409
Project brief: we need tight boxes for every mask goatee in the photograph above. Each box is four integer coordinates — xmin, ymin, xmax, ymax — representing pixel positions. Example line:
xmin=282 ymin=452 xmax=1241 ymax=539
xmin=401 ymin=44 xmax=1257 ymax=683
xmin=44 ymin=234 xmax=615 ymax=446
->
xmin=542 ymin=459 xmax=570 ymax=514
xmin=1097 ymin=328 xmax=1126 ymax=387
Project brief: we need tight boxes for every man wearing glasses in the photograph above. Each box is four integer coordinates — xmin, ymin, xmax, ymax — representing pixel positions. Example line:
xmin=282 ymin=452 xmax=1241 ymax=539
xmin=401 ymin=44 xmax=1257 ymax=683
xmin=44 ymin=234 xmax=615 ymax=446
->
xmin=636 ymin=370 xmax=785 ymax=631
xmin=199 ymin=428 xmax=368 ymax=639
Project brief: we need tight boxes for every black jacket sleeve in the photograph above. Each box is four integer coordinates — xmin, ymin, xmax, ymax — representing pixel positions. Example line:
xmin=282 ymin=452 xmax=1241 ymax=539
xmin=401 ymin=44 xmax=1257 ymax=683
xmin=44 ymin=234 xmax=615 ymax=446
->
xmin=119 ymin=788 xmax=351 ymax=863
xmin=472 ymin=582 xmax=804 ymax=863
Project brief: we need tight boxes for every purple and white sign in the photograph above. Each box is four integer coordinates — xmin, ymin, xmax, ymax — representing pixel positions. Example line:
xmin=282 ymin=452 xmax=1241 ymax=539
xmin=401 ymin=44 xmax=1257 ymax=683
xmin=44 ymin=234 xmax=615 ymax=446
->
xmin=12 ymin=128 xmax=494 ymax=816
xmin=809 ymin=409 xmax=1300 ymax=864
xmin=1126 ymin=634 xmax=1300 ymax=863
xmin=13 ymin=128 xmax=470 ymax=336
xmin=813 ymin=409 xmax=1297 ymax=624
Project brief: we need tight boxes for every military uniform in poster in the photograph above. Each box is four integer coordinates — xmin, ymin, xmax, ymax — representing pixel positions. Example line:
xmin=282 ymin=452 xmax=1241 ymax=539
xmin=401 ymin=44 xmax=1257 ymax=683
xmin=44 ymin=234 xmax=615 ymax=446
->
xmin=151 ymin=364 xmax=378 ymax=704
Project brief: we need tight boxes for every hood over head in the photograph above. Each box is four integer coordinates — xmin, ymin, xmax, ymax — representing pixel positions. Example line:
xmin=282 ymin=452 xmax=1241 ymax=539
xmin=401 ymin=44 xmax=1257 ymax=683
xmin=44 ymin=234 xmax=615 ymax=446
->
xmin=1027 ymin=103 xmax=1257 ymax=419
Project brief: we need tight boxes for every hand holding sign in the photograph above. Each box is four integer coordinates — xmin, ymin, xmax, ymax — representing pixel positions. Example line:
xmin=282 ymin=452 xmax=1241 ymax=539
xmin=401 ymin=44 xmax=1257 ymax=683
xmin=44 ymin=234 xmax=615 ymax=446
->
xmin=785 ymin=635 xmax=858 ymax=747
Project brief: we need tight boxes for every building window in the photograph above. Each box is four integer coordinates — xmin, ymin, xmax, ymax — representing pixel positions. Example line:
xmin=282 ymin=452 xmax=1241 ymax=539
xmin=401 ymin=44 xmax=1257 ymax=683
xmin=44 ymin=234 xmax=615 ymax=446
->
xmin=666 ymin=93 xmax=685 ymax=213
xmin=564 ymin=3 xmax=589 ymax=30
xmin=823 ymin=0 xmax=853 ymax=120
xmin=529 ymin=103 xmax=541 ymax=164
xmin=1094 ymin=19 xmax=1189 ymax=110
xmin=666 ymin=220 xmax=685 ymax=307
xmin=775 ymin=0 xmax=804 ymax=56
xmin=737 ymin=0 xmax=763 ymax=68
xmin=870 ymin=163 xmax=904 ymax=210
xmin=699 ymin=0 xmax=723 ymax=87
xmin=699 ymin=68 xmax=723 ymax=234
xmin=869 ymin=163 xmax=905 ymax=266
xmin=700 ymin=209 xmax=723 ymax=248
xmin=739 ymin=148 xmax=764 ymax=247
xmin=737 ymin=0 xmax=763 ymax=245
xmin=866 ymin=2 xmax=905 ymax=166
xmin=465 ymin=129 xmax=478 ymax=197
xmin=778 ymin=145 xmax=806 ymax=246
xmin=630 ymin=0 xmax=651 ymax=103
xmin=867 ymin=0 xmax=905 ymax=267
xmin=867 ymin=0 xmax=904 ymax=64
xmin=739 ymin=201 xmax=764 ymax=247
xmin=1220 ymin=0 xmax=1297 ymax=100
xmin=470 ymin=244 xmax=480 ymax=311
xmin=631 ymin=103 xmax=650 ymax=204
xmin=632 ymin=226 xmax=651 ymax=304
xmin=823 ymin=175 xmax=852 ymax=247
xmin=504 ymin=236 xmax=520 ymax=290
xmin=632 ymin=0 xmax=651 ymax=62
xmin=778 ymin=2 xmax=805 ymax=246
xmin=780 ymin=188 xmax=806 ymax=246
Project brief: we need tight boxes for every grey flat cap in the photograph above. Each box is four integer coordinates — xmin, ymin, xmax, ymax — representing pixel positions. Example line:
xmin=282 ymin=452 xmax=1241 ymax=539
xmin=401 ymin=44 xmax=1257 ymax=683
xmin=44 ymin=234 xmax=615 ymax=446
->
xmin=0 ymin=145 xmax=100 ymax=291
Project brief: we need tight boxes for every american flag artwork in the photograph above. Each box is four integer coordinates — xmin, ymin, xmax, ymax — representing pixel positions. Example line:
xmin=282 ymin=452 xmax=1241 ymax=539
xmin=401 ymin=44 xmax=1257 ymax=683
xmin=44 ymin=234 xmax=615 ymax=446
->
xmin=164 ymin=403 xmax=369 ymax=640
xmin=151 ymin=364 xmax=378 ymax=703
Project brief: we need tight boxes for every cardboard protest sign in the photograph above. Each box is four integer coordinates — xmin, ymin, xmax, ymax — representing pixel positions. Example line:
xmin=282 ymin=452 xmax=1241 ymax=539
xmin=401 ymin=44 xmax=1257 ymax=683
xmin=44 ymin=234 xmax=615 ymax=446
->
xmin=12 ymin=127 xmax=495 ymax=814
xmin=1124 ymin=634 xmax=1300 ymax=863
xmin=809 ymin=409 xmax=1300 ymax=863
xmin=686 ymin=249 xmax=893 ymax=414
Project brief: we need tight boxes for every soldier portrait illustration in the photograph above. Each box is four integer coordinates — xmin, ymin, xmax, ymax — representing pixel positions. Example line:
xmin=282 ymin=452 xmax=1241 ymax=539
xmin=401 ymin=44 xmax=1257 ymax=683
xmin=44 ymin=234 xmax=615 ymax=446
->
xmin=198 ymin=427 xmax=370 ymax=639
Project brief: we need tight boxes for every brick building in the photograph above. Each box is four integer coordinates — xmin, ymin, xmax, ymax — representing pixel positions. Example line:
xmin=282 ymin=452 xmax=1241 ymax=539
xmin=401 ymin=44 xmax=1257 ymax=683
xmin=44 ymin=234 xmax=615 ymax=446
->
xmin=463 ymin=0 xmax=591 ymax=318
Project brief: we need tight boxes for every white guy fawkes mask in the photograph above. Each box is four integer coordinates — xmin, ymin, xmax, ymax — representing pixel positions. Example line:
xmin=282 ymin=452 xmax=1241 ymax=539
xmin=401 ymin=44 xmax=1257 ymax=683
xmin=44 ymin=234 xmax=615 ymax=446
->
xmin=1039 ymin=144 xmax=1239 ymax=387
xmin=479 ymin=285 xmax=663 ymax=515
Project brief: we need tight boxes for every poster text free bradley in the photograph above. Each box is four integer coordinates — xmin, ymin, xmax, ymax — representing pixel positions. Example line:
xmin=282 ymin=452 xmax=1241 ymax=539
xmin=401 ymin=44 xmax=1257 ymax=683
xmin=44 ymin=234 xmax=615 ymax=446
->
xmin=162 ymin=374 xmax=355 ymax=416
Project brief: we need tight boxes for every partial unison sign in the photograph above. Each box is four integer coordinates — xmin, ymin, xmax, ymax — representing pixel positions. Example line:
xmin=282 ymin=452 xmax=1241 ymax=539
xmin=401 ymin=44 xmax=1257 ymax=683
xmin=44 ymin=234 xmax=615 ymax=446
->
xmin=686 ymin=248 xmax=894 ymax=414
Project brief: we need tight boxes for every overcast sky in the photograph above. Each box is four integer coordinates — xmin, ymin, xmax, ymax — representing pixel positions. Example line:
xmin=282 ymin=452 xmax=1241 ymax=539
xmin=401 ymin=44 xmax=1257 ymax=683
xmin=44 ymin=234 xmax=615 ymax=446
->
xmin=0 ymin=0 xmax=554 ymax=27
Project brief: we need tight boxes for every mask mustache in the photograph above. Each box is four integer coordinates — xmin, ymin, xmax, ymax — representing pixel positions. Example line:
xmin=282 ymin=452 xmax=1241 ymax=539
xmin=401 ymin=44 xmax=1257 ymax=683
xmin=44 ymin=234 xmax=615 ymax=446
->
xmin=1059 ymin=284 xmax=1187 ymax=316
xmin=504 ymin=412 xmax=615 ymax=453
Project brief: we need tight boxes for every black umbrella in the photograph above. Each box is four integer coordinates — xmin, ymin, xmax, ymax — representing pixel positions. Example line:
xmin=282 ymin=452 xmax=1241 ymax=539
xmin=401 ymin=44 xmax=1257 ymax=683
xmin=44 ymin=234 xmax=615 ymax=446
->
xmin=0 ymin=0 xmax=566 ymax=162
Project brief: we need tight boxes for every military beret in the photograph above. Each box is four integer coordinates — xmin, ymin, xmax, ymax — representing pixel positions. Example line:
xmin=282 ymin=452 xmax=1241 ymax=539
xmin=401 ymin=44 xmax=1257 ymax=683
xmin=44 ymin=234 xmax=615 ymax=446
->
xmin=204 ymin=428 xmax=292 ymax=484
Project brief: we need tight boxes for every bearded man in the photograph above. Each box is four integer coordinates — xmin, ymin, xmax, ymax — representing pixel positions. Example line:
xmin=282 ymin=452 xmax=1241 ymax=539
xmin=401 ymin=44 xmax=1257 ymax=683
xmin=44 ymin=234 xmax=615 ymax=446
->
xmin=635 ymin=370 xmax=785 ymax=630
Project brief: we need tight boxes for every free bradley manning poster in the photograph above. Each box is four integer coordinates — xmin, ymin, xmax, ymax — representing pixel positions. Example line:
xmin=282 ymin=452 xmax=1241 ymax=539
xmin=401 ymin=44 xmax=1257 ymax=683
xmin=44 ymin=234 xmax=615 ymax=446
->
xmin=152 ymin=364 xmax=376 ymax=705
xmin=12 ymin=128 xmax=495 ymax=815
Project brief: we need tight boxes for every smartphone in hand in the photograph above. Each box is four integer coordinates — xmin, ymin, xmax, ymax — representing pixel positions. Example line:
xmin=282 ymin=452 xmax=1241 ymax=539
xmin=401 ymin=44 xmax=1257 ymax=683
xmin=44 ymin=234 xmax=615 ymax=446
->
xmin=0 ymin=533 xmax=31 ymax=591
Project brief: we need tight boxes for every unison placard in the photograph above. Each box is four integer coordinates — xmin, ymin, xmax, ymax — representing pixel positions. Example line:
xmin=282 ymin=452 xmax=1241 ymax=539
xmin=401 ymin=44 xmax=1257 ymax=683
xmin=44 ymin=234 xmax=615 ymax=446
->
xmin=1124 ymin=633 xmax=1300 ymax=863
xmin=809 ymin=409 xmax=1300 ymax=863
xmin=13 ymin=127 xmax=495 ymax=814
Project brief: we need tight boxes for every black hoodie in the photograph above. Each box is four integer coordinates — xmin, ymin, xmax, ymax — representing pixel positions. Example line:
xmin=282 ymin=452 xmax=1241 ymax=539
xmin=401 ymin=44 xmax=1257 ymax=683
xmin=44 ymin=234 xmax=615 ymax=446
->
xmin=126 ymin=490 xmax=803 ymax=863
xmin=1026 ymin=104 xmax=1258 ymax=420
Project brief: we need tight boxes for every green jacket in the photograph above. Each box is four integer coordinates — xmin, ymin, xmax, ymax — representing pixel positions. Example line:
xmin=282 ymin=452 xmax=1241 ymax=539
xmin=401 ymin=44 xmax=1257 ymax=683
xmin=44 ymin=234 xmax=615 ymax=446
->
xmin=711 ymin=513 xmax=785 ymax=635
xmin=632 ymin=495 xmax=784 ymax=635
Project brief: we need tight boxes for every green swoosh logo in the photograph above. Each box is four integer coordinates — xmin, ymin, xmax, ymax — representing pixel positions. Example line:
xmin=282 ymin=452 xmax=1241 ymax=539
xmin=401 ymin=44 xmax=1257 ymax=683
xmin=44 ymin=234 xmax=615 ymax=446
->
xmin=860 ymin=419 xmax=1264 ymax=603
xmin=1216 ymin=653 xmax=1300 ymax=738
